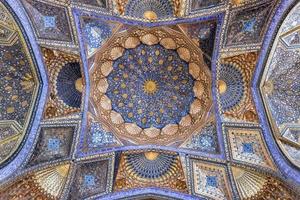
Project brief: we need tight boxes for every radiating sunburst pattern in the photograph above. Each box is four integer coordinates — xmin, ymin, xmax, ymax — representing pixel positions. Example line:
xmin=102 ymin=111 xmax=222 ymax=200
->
xmin=56 ymin=62 xmax=82 ymax=108
xmin=106 ymin=44 xmax=194 ymax=129
xmin=115 ymin=150 xmax=188 ymax=192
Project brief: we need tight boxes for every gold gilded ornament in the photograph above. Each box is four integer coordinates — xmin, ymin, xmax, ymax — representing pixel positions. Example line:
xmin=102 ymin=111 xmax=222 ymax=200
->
xmin=110 ymin=110 xmax=124 ymax=124
xmin=143 ymin=80 xmax=158 ymax=94
xmin=162 ymin=124 xmax=179 ymax=135
xmin=97 ymin=78 xmax=109 ymax=93
xmin=177 ymin=47 xmax=190 ymax=62
xmin=124 ymin=36 xmax=140 ymax=49
xmin=125 ymin=123 xmax=142 ymax=135
xmin=141 ymin=34 xmax=159 ymax=45
xmin=144 ymin=151 xmax=160 ymax=160
xmin=190 ymin=99 xmax=202 ymax=115
xmin=143 ymin=11 xmax=158 ymax=20
xmin=189 ymin=63 xmax=200 ymax=79
xmin=110 ymin=47 xmax=124 ymax=60
xmin=160 ymin=38 xmax=177 ymax=49
xmin=100 ymin=95 xmax=112 ymax=110
xmin=193 ymin=81 xmax=204 ymax=98
xmin=218 ymin=80 xmax=227 ymax=94
xmin=179 ymin=114 xmax=192 ymax=126
xmin=75 ymin=78 xmax=83 ymax=92
xmin=100 ymin=61 xmax=113 ymax=77
xmin=143 ymin=127 xmax=160 ymax=138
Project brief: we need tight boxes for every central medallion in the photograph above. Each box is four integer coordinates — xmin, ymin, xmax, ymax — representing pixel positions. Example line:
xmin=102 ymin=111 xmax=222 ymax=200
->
xmin=143 ymin=79 xmax=158 ymax=95
xmin=106 ymin=44 xmax=195 ymax=129
xmin=91 ymin=28 xmax=212 ymax=145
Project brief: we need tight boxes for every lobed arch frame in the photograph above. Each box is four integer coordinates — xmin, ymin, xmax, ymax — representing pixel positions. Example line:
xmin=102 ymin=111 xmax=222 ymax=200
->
xmin=0 ymin=0 xmax=48 ymax=182
xmin=252 ymin=0 xmax=300 ymax=187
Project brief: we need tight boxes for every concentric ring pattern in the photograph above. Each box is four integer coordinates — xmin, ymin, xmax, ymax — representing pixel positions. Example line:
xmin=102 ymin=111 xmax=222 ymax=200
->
xmin=56 ymin=62 xmax=82 ymax=108
xmin=219 ymin=63 xmax=245 ymax=111
xmin=90 ymin=28 xmax=212 ymax=145
xmin=125 ymin=152 xmax=177 ymax=179
xmin=107 ymin=44 xmax=195 ymax=129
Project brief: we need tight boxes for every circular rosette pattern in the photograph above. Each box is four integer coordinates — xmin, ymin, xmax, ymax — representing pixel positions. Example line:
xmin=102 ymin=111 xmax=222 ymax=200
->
xmin=90 ymin=28 xmax=212 ymax=145
xmin=218 ymin=63 xmax=245 ymax=111
xmin=106 ymin=44 xmax=194 ymax=129
xmin=125 ymin=151 xmax=178 ymax=180
xmin=56 ymin=62 xmax=82 ymax=108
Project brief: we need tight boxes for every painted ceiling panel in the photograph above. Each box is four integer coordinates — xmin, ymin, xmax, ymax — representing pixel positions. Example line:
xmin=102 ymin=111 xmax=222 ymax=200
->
xmin=0 ymin=0 xmax=41 ymax=167
xmin=0 ymin=0 xmax=300 ymax=199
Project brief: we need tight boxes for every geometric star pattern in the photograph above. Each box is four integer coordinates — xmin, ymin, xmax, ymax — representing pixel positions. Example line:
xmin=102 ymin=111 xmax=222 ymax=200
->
xmin=0 ymin=0 xmax=300 ymax=199
xmin=189 ymin=159 xmax=233 ymax=199
xmin=225 ymin=126 xmax=276 ymax=171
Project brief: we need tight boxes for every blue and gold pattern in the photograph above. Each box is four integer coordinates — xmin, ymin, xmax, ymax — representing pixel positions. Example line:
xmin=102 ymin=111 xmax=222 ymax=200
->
xmin=107 ymin=44 xmax=195 ymax=129
xmin=224 ymin=2 xmax=274 ymax=47
xmin=72 ymin=0 xmax=107 ymax=8
xmin=125 ymin=0 xmax=174 ymax=19
xmin=82 ymin=18 xmax=118 ymax=57
xmin=181 ymin=121 xmax=218 ymax=153
xmin=115 ymin=150 xmax=188 ymax=192
xmin=90 ymin=27 xmax=212 ymax=145
xmin=218 ymin=52 xmax=258 ymax=122
xmin=0 ymin=40 xmax=36 ymax=125
xmin=69 ymin=158 xmax=110 ymax=199
xmin=190 ymin=0 xmax=224 ymax=13
xmin=42 ymin=48 xmax=82 ymax=119
xmin=219 ymin=63 xmax=245 ymax=111
xmin=232 ymin=166 xmax=297 ymax=199
xmin=225 ymin=126 xmax=276 ymax=170
xmin=0 ymin=163 xmax=71 ymax=199
xmin=189 ymin=159 xmax=232 ymax=200
xmin=125 ymin=152 xmax=177 ymax=179
xmin=2 ymin=0 xmax=300 ymax=199
xmin=77 ymin=115 xmax=122 ymax=156
xmin=260 ymin=2 xmax=300 ymax=169
xmin=22 ymin=0 xmax=75 ymax=46
xmin=27 ymin=126 xmax=75 ymax=167
xmin=0 ymin=1 xmax=39 ymax=166
xmin=56 ymin=62 xmax=82 ymax=108
xmin=88 ymin=122 xmax=119 ymax=148
xmin=179 ymin=20 xmax=217 ymax=68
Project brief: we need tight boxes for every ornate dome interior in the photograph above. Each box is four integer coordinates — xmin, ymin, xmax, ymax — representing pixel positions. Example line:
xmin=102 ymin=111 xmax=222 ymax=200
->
xmin=0 ymin=0 xmax=299 ymax=199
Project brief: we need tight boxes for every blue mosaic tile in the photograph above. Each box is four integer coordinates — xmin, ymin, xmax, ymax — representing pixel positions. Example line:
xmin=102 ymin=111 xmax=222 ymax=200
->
xmin=70 ymin=160 xmax=109 ymax=199
xmin=47 ymin=138 xmax=60 ymax=151
xmin=268 ymin=49 xmax=300 ymax=125
xmin=84 ymin=174 xmax=96 ymax=187
xmin=43 ymin=16 xmax=56 ymax=28
xmin=219 ymin=63 xmax=245 ymax=111
xmin=125 ymin=0 xmax=173 ymax=19
xmin=72 ymin=0 xmax=107 ymax=8
xmin=242 ymin=143 xmax=254 ymax=154
xmin=0 ymin=40 xmax=37 ymax=126
xmin=83 ymin=19 xmax=113 ymax=55
xmin=126 ymin=152 xmax=177 ymax=179
xmin=106 ymin=44 xmax=195 ymax=129
xmin=182 ymin=20 xmax=217 ymax=68
xmin=27 ymin=127 xmax=74 ymax=167
xmin=22 ymin=0 xmax=73 ymax=42
xmin=243 ymin=18 xmax=256 ymax=33
xmin=89 ymin=122 xmax=117 ymax=148
xmin=185 ymin=123 xmax=218 ymax=153
xmin=206 ymin=175 xmax=218 ymax=187
xmin=56 ymin=62 xmax=82 ymax=108
xmin=225 ymin=2 xmax=273 ymax=46
xmin=191 ymin=0 xmax=223 ymax=12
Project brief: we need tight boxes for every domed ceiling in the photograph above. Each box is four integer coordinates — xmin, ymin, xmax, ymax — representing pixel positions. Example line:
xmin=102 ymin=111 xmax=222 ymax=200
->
xmin=0 ymin=0 xmax=299 ymax=199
